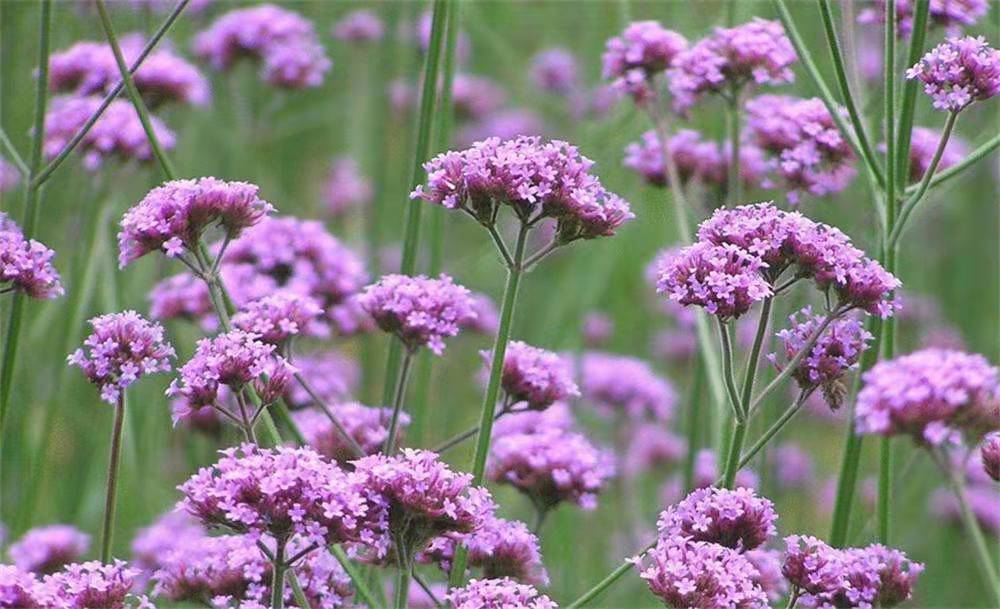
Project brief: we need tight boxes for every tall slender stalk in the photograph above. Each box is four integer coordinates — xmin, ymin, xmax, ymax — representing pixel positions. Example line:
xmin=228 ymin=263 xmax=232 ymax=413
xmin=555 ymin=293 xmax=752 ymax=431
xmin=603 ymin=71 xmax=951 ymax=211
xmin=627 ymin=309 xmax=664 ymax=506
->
xmin=383 ymin=351 xmax=415 ymax=455
xmin=270 ymin=539 xmax=287 ymax=609
xmin=735 ymin=390 xmax=809 ymax=471
xmin=894 ymin=0 xmax=930 ymax=189
xmin=726 ymin=89 xmax=743 ymax=205
xmin=393 ymin=537 xmax=412 ymax=609
xmin=903 ymin=132 xmax=998 ymax=196
xmin=564 ymin=540 xmax=657 ymax=609
xmin=100 ymin=394 xmax=126 ymax=563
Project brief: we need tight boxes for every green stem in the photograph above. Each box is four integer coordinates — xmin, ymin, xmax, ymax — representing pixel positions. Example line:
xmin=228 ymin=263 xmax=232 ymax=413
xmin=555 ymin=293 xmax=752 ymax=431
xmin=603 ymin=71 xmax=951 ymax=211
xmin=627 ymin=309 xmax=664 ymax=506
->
xmin=735 ymin=391 xmax=808 ymax=472
xmin=271 ymin=539 xmax=286 ymax=609
xmin=717 ymin=320 xmax=742 ymax=418
xmin=384 ymin=351 xmax=415 ymax=454
xmin=903 ymin=132 xmax=998 ymax=196
xmin=96 ymin=0 xmax=177 ymax=179
xmin=394 ymin=542 xmax=411 ymax=609
xmin=564 ymin=540 xmax=657 ymax=609
xmin=726 ymin=89 xmax=742 ymax=205
xmin=331 ymin=545 xmax=384 ymax=609
xmin=287 ymin=571 xmax=311 ymax=609
xmin=894 ymin=0 xmax=930 ymax=189
xmin=449 ymin=224 xmax=529 ymax=589
xmin=100 ymin=394 xmax=126 ymax=563
xmin=683 ymin=363 xmax=705 ymax=492
xmin=0 ymin=127 xmax=28 ymax=177
xmin=889 ymin=111 xmax=959 ymax=249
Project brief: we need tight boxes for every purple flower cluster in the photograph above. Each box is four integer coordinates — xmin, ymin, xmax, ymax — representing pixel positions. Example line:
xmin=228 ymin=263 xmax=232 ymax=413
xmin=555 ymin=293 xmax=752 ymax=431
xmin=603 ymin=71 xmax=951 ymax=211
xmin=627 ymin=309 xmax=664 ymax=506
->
xmin=447 ymin=578 xmax=556 ymax=609
xmin=68 ymin=311 xmax=175 ymax=403
xmin=44 ymin=96 xmax=176 ymax=171
xmin=49 ymin=34 xmax=210 ymax=107
xmin=931 ymin=479 xmax=1000 ymax=534
xmin=624 ymin=129 xmax=769 ymax=190
xmin=580 ymin=352 xmax=676 ymax=420
xmin=746 ymin=549 xmax=788 ymax=602
xmin=413 ymin=136 xmax=633 ymax=241
xmin=130 ymin=509 xmax=205 ymax=583
xmin=418 ymin=516 xmax=548 ymax=585
xmin=858 ymin=0 xmax=990 ymax=36
xmin=358 ymin=273 xmax=476 ymax=355
xmin=856 ymin=348 xmax=999 ymax=445
xmin=602 ymin=21 xmax=688 ymax=103
xmin=43 ymin=560 xmax=147 ymax=608
xmin=488 ymin=426 xmax=614 ymax=511
xmin=484 ymin=341 xmax=578 ymax=410
xmin=906 ymin=36 xmax=1000 ymax=112
xmin=668 ymin=18 xmax=796 ymax=113
xmin=194 ymin=4 xmax=331 ymax=88
xmin=0 ymin=219 xmax=64 ymax=299
xmin=769 ymin=307 xmax=873 ymax=408
xmin=332 ymin=9 xmax=384 ymax=44
xmin=746 ymin=95 xmax=857 ymax=203
xmin=352 ymin=449 xmax=495 ymax=554
xmin=656 ymin=487 xmax=777 ymax=552
xmin=118 ymin=178 xmax=273 ymax=267
xmin=323 ymin=156 xmax=372 ymax=216
xmin=231 ymin=291 xmax=323 ymax=346
xmin=179 ymin=443 xmax=385 ymax=552
xmin=8 ymin=525 xmax=90 ymax=575
xmin=982 ymin=432 xmax=1000 ymax=481
xmin=0 ymin=565 xmax=46 ymax=607
xmin=295 ymin=403 xmax=406 ymax=463
xmin=782 ymin=536 xmax=923 ymax=608
xmin=531 ymin=48 xmax=579 ymax=96
xmin=168 ymin=329 xmax=294 ymax=413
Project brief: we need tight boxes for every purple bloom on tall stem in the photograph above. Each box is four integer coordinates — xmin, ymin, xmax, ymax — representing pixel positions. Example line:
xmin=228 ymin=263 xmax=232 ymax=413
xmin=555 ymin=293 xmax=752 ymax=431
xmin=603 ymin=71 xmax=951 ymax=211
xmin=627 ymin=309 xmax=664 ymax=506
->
xmin=68 ymin=311 xmax=174 ymax=404
xmin=231 ymin=291 xmax=323 ymax=346
xmin=295 ymin=403 xmax=407 ymax=463
xmin=418 ymin=516 xmax=549 ymax=586
xmin=906 ymin=36 xmax=1000 ymax=112
xmin=483 ymin=341 xmax=578 ymax=411
xmin=42 ymin=560 xmax=147 ymax=608
xmin=8 ymin=525 xmax=90 ymax=575
xmin=323 ymin=156 xmax=373 ymax=216
xmin=447 ymin=578 xmax=556 ymax=609
xmin=332 ymin=9 xmax=384 ymax=44
xmin=601 ymin=21 xmax=688 ymax=103
xmin=0 ymin=565 xmax=45 ymax=607
xmin=530 ymin=48 xmax=579 ymax=96
xmin=0 ymin=221 xmax=64 ymax=299
xmin=656 ymin=487 xmax=777 ymax=552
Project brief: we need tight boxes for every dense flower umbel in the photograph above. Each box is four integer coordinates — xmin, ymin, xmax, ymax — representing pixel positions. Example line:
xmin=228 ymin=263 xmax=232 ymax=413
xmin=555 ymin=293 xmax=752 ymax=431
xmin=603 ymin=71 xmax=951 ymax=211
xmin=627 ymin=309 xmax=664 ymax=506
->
xmin=193 ymin=3 xmax=331 ymax=88
xmin=447 ymin=578 xmax=556 ymax=609
xmin=745 ymin=95 xmax=857 ymax=203
xmin=9 ymin=525 xmax=90 ymax=575
xmin=351 ymin=449 xmax=495 ymax=555
xmin=531 ymin=48 xmax=579 ymax=96
xmin=655 ymin=242 xmax=773 ymax=321
xmin=295 ymin=404 xmax=407 ymax=463
xmin=580 ymin=352 xmax=676 ymax=421
xmin=358 ymin=274 xmax=476 ymax=355
xmin=906 ymin=36 xmax=1000 ymax=112
xmin=118 ymin=178 xmax=273 ymax=267
xmin=859 ymin=0 xmax=990 ymax=37
xmin=323 ymin=157 xmax=372 ymax=216
xmin=283 ymin=350 xmax=359 ymax=408
xmin=601 ymin=21 xmax=688 ymax=102
xmin=412 ymin=136 xmax=634 ymax=242
xmin=44 ymin=96 xmax=176 ymax=172
xmin=418 ymin=516 xmax=549 ymax=585
xmin=49 ymin=34 xmax=210 ymax=107
xmin=769 ymin=307 xmax=873 ymax=408
xmin=42 ymin=560 xmax=145 ymax=609
xmin=668 ymin=18 xmax=796 ymax=113
xmin=68 ymin=311 xmax=175 ymax=404
xmin=487 ymin=428 xmax=614 ymax=511
xmin=633 ymin=538 xmax=770 ymax=609
xmin=484 ymin=341 xmax=578 ymax=410
xmin=180 ymin=444 xmax=386 ymax=552
xmin=0 ymin=565 xmax=45 ymax=607
xmin=782 ymin=536 xmax=923 ymax=608
xmin=167 ymin=330 xmax=293 ymax=412
xmin=625 ymin=129 xmax=720 ymax=186
xmin=0 ymin=222 xmax=64 ymax=299
xmin=332 ymin=9 xmax=384 ymax=43
xmin=856 ymin=348 xmax=999 ymax=446
xmin=981 ymin=432 xmax=1000 ymax=481
xmin=231 ymin=292 xmax=323 ymax=346
xmin=656 ymin=487 xmax=778 ymax=552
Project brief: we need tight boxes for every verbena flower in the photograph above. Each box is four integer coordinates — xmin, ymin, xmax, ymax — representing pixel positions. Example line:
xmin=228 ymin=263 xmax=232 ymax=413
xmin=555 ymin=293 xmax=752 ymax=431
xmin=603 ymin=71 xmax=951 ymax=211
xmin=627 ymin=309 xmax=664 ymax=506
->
xmin=492 ymin=402 xmax=576 ymax=438
xmin=294 ymin=403 xmax=407 ymax=463
xmin=44 ymin=96 xmax=176 ymax=172
xmin=768 ymin=307 xmax=873 ymax=408
xmin=981 ymin=432 xmax=1000 ymax=481
xmin=412 ymin=136 xmax=633 ymax=241
xmin=358 ymin=273 xmax=476 ymax=355
xmin=768 ymin=442 xmax=815 ymax=490
xmin=446 ymin=578 xmax=556 ymax=609
xmin=745 ymin=549 xmax=788 ymax=602
xmin=633 ymin=538 xmax=770 ymax=609
xmin=531 ymin=48 xmax=579 ymax=96
xmin=0 ymin=565 xmax=45 ymax=607
xmin=42 ymin=560 xmax=147 ymax=609
xmin=332 ymin=9 xmax=384 ymax=43
xmin=130 ymin=509 xmax=206 ymax=585
xmin=283 ymin=351 xmax=359 ymax=408
xmin=602 ymin=21 xmax=688 ymax=103
xmin=351 ymin=449 xmax=495 ymax=557
xmin=487 ymin=428 xmax=614 ymax=511
xmin=623 ymin=424 xmax=686 ymax=477
xmin=231 ymin=291 xmax=323 ymax=346
xmin=194 ymin=3 xmax=331 ymax=88
xmin=0 ymin=221 xmax=64 ymax=299
xmin=451 ymin=74 xmax=507 ymax=121
xmin=858 ymin=0 xmax=990 ymax=37
xmin=418 ymin=516 xmax=548 ymax=586
xmin=323 ymin=157 xmax=372 ymax=216
xmin=483 ymin=341 xmax=578 ymax=410
xmin=179 ymin=443 xmax=386 ymax=552
xmin=463 ymin=292 xmax=500 ymax=335
xmin=8 ymin=525 xmax=90 ymax=575
xmin=68 ymin=311 xmax=175 ymax=404
xmin=668 ymin=18 xmax=796 ymax=114
xmin=745 ymin=95 xmax=857 ymax=203
xmin=118 ymin=178 xmax=273 ymax=267
xmin=906 ymin=36 xmax=1000 ymax=112
xmin=900 ymin=126 xmax=967 ymax=181
xmin=855 ymin=348 xmax=999 ymax=445
xmin=656 ymin=487 xmax=777 ymax=552
xmin=580 ymin=352 xmax=676 ymax=420
xmin=167 ymin=330 xmax=293 ymax=413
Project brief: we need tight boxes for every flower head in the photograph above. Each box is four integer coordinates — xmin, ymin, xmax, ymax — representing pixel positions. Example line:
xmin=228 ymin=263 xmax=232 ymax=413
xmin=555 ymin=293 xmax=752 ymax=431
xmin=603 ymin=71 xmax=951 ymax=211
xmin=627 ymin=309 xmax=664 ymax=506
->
xmin=981 ymin=432 xmax=1000 ymax=481
xmin=656 ymin=487 xmax=777 ymax=552
xmin=42 ymin=560 xmax=143 ymax=609
xmin=295 ymin=403 xmax=406 ymax=463
xmin=859 ymin=0 xmax=990 ymax=37
xmin=906 ymin=36 xmax=1000 ymax=111
xmin=745 ymin=549 xmax=788 ymax=602
xmin=668 ymin=18 xmax=796 ymax=113
xmin=9 ymin=526 xmax=90 ymax=575
xmin=358 ymin=274 xmax=476 ymax=355
xmin=856 ymin=348 xmax=999 ymax=445
xmin=447 ymin=578 xmax=556 ymax=609
xmin=531 ymin=48 xmax=579 ymax=96
xmin=0 ymin=565 xmax=44 ymax=608
xmin=332 ymin=9 xmax=384 ymax=43
xmin=232 ymin=292 xmax=323 ymax=346
xmin=580 ymin=352 xmax=676 ymax=421
xmin=130 ymin=509 xmax=206 ymax=583
xmin=118 ymin=178 xmax=273 ymax=267
xmin=68 ymin=311 xmax=174 ymax=404
xmin=484 ymin=341 xmax=578 ymax=410
xmin=418 ymin=516 xmax=548 ymax=585
xmin=602 ymin=21 xmax=687 ymax=102
xmin=0 ymin=223 xmax=64 ymax=299
xmin=323 ymin=157 xmax=372 ymax=216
